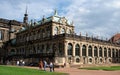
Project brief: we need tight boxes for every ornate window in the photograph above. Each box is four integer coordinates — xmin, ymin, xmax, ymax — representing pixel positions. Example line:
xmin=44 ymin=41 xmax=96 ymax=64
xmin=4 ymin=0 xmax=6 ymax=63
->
xmin=94 ymin=46 xmax=98 ymax=57
xmin=61 ymin=28 xmax=65 ymax=34
xmin=75 ymin=44 xmax=80 ymax=56
xmin=54 ymin=27 xmax=58 ymax=35
xmin=67 ymin=29 xmax=71 ymax=34
xmin=68 ymin=43 xmax=73 ymax=55
xmin=42 ymin=29 xmax=45 ymax=38
xmin=88 ymin=46 xmax=92 ymax=56
xmin=82 ymin=45 xmax=86 ymax=56
xmin=59 ymin=43 xmax=63 ymax=56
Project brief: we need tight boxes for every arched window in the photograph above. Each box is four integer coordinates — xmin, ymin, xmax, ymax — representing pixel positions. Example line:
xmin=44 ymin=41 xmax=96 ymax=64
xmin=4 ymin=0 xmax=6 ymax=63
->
xmin=82 ymin=45 xmax=86 ymax=56
xmin=108 ymin=48 xmax=111 ymax=57
xmin=0 ymin=31 xmax=2 ymax=40
xmin=61 ymin=28 xmax=65 ymax=34
xmin=54 ymin=27 xmax=58 ymax=35
xmin=116 ymin=49 xmax=118 ymax=57
xmin=99 ymin=47 xmax=102 ymax=57
xmin=10 ymin=49 xmax=15 ymax=55
xmin=59 ymin=43 xmax=64 ymax=56
xmin=46 ymin=44 xmax=50 ymax=53
xmin=88 ymin=46 xmax=92 ymax=56
xmin=104 ymin=48 xmax=107 ymax=57
xmin=112 ymin=49 xmax=115 ymax=58
xmin=75 ymin=44 xmax=80 ymax=56
xmin=42 ymin=29 xmax=45 ymax=38
xmin=94 ymin=46 xmax=98 ymax=57
xmin=68 ymin=43 xmax=73 ymax=55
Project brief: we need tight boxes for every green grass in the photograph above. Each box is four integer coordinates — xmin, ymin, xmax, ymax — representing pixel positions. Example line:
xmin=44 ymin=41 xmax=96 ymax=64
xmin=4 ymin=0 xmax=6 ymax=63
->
xmin=79 ymin=66 xmax=120 ymax=71
xmin=0 ymin=65 xmax=68 ymax=75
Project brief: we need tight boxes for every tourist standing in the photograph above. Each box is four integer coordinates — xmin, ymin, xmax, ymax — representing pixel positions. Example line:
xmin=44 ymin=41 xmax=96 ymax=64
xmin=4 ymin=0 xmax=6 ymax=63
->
xmin=49 ymin=61 xmax=53 ymax=72
xmin=43 ymin=60 xmax=47 ymax=71
xmin=17 ymin=61 xmax=19 ymax=66
xmin=39 ymin=60 xmax=43 ymax=70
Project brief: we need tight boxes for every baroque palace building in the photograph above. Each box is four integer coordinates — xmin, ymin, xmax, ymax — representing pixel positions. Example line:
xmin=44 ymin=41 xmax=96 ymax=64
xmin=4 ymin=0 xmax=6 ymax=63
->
xmin=0 ymin=18 xmax=23 ymax=64
xmin=0 ymin=10 xmax=120 ymax=67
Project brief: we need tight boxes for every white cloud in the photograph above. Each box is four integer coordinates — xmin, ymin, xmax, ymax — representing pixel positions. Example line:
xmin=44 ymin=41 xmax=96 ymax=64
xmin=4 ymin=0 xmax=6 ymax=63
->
xmin=0 ymin=0 xmax=120 ymax=39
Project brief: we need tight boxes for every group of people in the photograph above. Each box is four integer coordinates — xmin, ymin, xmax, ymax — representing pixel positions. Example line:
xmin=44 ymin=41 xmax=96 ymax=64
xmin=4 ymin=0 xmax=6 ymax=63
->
xmin=17 ymin=60 xmax=25 ymax=66
xmin=39 ymin=60 xmax=54 ymax=72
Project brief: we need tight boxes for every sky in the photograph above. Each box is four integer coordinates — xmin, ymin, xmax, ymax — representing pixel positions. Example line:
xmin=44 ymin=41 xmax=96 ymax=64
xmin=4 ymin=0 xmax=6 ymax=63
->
xmin=0 ymin=0 xmax=120 ymax=39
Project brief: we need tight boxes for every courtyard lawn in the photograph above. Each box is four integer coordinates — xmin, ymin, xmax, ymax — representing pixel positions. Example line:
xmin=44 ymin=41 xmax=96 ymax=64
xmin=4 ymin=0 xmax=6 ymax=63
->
xmin=79 ymin=66 xmax=120 ymax=71
xmin=0 ymin=65 xmax=68 ymax=75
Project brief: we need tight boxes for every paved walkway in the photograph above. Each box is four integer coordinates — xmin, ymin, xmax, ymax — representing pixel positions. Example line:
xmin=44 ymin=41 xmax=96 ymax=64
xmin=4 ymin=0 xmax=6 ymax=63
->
xmin=23 ymin=66 xmax=120 ymax=75
xmin=55 ymin=67 xmax=120 ymax=75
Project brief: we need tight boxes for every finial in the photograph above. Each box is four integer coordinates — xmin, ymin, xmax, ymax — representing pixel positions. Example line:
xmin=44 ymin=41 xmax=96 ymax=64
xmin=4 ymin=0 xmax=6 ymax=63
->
xmin=86 ymin=32 xmax=88 ymax=37
xmin=71 ymin=21 xmax=74 ymax=25
xmin=42 ymin=15 xmax=45 ymax=21
xmin=80 ymin=32 xmax=81 ymax=36
xmin=25 ymin=5 xmax=28 ymax=14
xmin=54 ymin=9 xmax=58 ymax=16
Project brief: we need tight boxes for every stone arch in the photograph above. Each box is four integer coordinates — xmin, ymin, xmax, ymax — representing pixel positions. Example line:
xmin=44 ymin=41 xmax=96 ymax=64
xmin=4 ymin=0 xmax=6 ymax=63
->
xmin=82 ymin=45 xmax=86 ymax=56
xmin=94 ymin=46 xmax=98 ymax=57
xmin=75 ymin=56 xmax=80 ymax=63
xmin=68 ymin=43 xmax=73 ymax=56
xmin=75 ymin=44 xmax=80 ymax=56
xmin=88 ymin=45 xmax=92 ymax=56
xmin=88 ymin=57 xmax=93 ymax=64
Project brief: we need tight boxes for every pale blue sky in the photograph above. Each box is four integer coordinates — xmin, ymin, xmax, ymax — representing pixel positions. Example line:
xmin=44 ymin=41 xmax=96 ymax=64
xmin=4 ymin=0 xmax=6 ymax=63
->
xmin=0 ymin=0 xmax=120 ymax=39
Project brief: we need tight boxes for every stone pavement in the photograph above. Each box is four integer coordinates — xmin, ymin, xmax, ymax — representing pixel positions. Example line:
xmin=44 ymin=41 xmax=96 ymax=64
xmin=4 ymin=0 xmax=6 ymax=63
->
xmin=55 ymin=67 xmax=120 ymax=75
xmin=23 ymin=66 xmax=120 ymax=75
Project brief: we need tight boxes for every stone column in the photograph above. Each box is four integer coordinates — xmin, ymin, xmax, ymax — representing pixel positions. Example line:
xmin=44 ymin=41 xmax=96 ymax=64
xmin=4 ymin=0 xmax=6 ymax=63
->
xmin=111 ymin=49 xmax=112 ymax=58
xmin=97 ymin=46 xmax=99 ymax=64
xmin=102 ymin=47 xmax=104 ymax=57
xmin=80 ymin=44 xmax=83 ymax=64
xmin=86 ymin=45 xmax=88 ymax=64
xmin=64 ymin=41 xmax=69 ymax=67
xmin=106 ymin=48 xmax=109 ymax=64
xmin=92 ymin=46 xmax=94 ymax=64
xmin=72 ymin=42 xmax=76 ymax=64
xmin=86 ymin=45 xmax=88 ymax=57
